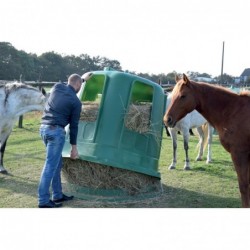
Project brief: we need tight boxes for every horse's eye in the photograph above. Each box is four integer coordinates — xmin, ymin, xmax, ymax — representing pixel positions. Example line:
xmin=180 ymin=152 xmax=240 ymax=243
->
xmin=180 ymin=95 xmax=186 ymax=99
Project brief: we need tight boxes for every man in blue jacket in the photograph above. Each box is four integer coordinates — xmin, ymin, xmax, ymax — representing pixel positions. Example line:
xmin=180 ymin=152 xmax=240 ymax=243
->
xmin=38 ymin=72 xmax=92 ymax=208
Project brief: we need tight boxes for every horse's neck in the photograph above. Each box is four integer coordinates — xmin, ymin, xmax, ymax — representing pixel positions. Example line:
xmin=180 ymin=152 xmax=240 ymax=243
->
xmin=5 ymin=95 xmax=43 ymax=118
xmin=193 ymin=83 xmax=237 ymax=128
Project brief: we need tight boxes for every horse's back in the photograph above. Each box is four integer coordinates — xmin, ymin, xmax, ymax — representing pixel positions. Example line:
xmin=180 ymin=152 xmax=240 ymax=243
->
xmin=189 ymin=110 xmax=206 ymax=128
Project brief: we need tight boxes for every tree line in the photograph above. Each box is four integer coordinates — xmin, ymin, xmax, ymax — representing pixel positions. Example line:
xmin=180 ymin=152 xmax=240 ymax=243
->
xmin=0 ymin=42 xmax=235 ymax=84
xmin=0 ymin=42 xmax=122 ymax=82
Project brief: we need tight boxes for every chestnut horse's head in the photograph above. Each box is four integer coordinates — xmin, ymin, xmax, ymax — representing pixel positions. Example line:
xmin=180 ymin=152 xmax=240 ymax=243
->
xmin=163 ymin=73 xmax=197 ymax=128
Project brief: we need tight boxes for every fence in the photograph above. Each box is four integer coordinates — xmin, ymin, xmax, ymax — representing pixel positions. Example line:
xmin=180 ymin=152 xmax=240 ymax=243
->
xmin=2 ymin=79 xmax=250 ymax=128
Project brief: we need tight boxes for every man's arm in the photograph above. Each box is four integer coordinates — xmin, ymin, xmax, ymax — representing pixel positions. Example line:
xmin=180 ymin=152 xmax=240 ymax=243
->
xmin=69 ymin=101 xmax=81 ymax=159
xmin=70 ymin=145 xmax=79 ymax=160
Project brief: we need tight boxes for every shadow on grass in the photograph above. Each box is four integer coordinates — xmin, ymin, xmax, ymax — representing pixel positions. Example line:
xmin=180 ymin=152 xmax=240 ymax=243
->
xmin=13 ymin=126 xmax=40 ymax=133
xmin=0 ymin=177 xmax=241 ymax=208
xmin=192 ymin=161 xmax=236 ymax=182
xmin=65 ymin=183 xmax=241 ymax=208
xmin=157 ymin=184 xmax=241 ymax=208
xmin=7 ymin=136 xmax=41 ymax=146
xmin=5 ymin=150 xmax=45 ymax=162
xmin=0 ymin=174 xmax=38 ymax=199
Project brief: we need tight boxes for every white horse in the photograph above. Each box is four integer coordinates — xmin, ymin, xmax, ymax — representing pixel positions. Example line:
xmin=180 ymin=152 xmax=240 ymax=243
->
xmin=166 ymin=93 xmax=214 ymax=170
xmin=0 ymin=82 xmax=47 ymax=174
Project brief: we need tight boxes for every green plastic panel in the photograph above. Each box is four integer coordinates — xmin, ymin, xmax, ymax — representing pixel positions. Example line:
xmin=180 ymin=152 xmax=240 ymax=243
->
xmin=62 ymin=69 xmax=166 ymax=178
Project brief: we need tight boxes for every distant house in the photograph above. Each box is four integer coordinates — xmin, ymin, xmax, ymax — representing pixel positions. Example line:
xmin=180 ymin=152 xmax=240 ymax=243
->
xmin=240 ymin=68 xmax=250 ymax=83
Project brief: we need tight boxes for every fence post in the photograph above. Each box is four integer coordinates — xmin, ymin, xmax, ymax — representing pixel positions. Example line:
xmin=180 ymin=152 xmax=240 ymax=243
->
xmin=18 ymin=115 xmax=23 ymax=128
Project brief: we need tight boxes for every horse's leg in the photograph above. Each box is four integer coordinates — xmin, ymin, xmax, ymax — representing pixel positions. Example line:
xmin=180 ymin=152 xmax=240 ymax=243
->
xmin=168 ymin=128 xmax=177 ymax=170
xmin=0 ymin=136 xmax=9 ymax=174
xmin=165 ymin=125 xmax=170 ymax=136
xmin=195 ymin=126 xmax=204 ymax=161
xmin=189 ymin=129 xmax=194 ymax=136
xmin=231 ymin=152 xmax=250 ymax=208
xmin=206 ymin=124 xmax=214 ymax=163
xmin=183 ymin=128 xmax=191 ymax=170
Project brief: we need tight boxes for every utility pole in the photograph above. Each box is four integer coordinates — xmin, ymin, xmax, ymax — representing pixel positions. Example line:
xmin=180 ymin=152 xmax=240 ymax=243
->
xmin=18 ymin=74 xmax=23 ymax=128
xmin=220 ymin=41 xmax=225 ymax=84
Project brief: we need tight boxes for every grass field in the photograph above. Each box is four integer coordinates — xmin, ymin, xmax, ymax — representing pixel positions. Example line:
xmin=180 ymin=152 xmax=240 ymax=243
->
xmin=0 ymin=112 xmax=241 ymax=208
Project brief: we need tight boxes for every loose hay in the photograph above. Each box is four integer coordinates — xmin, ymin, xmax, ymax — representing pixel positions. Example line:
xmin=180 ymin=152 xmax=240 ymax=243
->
xmin=80 ymin=102 xmax=99 ymax=122
xmin=124 ymin=103 xmax=152 ymax=133
xmin=80 ymin=102 xmax=152 ymax=134
xmin=62 ymin=158 xmax=161 ymax=196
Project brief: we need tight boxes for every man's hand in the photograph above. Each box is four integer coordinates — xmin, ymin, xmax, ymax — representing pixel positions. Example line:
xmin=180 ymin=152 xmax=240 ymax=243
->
xmin=81 ymin=72 xmax=93 ymax=82
xmin=70 ymin=145 xmax=79 ymax=160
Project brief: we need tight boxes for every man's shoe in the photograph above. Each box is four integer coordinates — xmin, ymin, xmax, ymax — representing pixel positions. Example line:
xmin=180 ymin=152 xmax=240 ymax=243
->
xmin=38 ymin=200 xmax=62 ymax=208
xmin=53 ymin=194 xmax=74 ymax=203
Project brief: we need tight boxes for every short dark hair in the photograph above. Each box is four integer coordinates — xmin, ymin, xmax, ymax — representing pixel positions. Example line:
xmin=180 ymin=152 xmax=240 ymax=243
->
xmin=68 ymin=74 xmax=82 ymax=86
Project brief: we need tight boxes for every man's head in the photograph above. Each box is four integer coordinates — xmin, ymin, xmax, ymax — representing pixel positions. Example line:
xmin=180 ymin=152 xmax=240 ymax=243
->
xmin=68 ymin=74 xmax=82 ymax=93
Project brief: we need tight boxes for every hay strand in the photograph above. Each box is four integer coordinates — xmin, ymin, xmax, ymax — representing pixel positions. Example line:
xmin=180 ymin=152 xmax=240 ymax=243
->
xmin=124 ymin=103 xmax=152 ymax=133
xmin=62 ymin=158 xmax=161 ymax=196
xmin=80 ymin=102 xmax=99 ymax=122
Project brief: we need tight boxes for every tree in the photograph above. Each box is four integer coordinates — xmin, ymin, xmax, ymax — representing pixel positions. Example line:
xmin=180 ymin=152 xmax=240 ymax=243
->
xmin=215 ymin=73 xmax=234 ymax=84
xmin=97 ymin=57 xmax=122 ymax=71
xmin=17 ymin=50 xmax=38 ymax=81
xmin=0 ymin=42 xmax=22 ymax=80
xmin=166 ymin=71 xmax=178 ymax=84
xmin=187 ymin=71 xmax=199 ymax=79
xmin=198 ymin=72 xmax=211 ymax=78
xmin=38 ymin=52 xmax=66 ymax=81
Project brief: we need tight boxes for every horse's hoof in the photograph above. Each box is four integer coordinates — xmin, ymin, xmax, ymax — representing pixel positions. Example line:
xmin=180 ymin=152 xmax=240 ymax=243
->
xmin=0 ymin=169 xmax=8 ymax=175
xmin=184 ymin=166 xmax=191 ymax=171
xmin=168 ymin=165 xmax=176 ymax=170
xmin=206 ymin=160 xmax=212 ymax=164
xmin=196 ymin=157 xmax=202 ymax=161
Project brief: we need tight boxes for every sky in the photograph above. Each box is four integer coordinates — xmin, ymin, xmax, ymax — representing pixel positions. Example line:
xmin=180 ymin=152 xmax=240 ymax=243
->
xmin=1 ymin=0 xmax=250 ymax=77
xmin=1 ymin=1 xmax=249 ymax=245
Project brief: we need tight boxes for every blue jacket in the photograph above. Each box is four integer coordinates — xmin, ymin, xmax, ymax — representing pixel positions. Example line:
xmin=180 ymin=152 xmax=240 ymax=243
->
xmin=41 ymin=83 xmax=82 ymax=145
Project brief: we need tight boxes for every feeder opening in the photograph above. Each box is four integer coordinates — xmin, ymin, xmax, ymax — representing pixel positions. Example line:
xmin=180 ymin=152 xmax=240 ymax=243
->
xmin=125 ymin=81 xmax=153 ymax=133
xmin=80 ymin=74 xmax=105 ymax=122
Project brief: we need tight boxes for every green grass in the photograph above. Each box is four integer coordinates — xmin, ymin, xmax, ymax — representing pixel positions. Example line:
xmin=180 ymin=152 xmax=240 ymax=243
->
xmin=0 ymin=112 xmax=241 ymax=208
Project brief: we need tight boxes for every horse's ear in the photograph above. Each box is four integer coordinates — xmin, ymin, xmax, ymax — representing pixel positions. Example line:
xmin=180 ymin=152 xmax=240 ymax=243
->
xmin=175 ymin=74 xmax=180 ymax=83
xmin=41 ymin=88 xmax=46 ymax=96
xmin=183 ymin=74 xmax=190 ymax=84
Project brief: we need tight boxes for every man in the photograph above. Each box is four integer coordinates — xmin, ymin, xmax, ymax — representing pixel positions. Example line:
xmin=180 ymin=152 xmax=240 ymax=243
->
xmin=38 ymin=72 xmax=92 ymax=208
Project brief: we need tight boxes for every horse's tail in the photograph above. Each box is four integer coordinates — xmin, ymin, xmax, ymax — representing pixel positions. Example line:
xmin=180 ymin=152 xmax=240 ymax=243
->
xmin=202 ymin=123 xmax=209 ymax=151
xmin=195 ymin=123 xmax=209 ymax=151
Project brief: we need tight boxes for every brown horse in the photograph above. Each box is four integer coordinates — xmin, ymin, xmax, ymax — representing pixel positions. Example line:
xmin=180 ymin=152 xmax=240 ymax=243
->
xmin=164 ymin=74 xmax=250 ymax=208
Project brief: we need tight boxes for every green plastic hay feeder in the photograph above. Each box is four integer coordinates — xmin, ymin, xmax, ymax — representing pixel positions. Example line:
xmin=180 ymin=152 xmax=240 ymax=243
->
xmin=62 ymin=68 xmax=166 ymax=201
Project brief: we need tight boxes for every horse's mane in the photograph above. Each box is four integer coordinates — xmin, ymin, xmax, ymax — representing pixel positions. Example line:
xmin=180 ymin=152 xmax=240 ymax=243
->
xmin=239 ymin=90 xmax=250 ymax=96
xmin=189 ymin=80 xmax=249 ymax=98
xmin=0 ymin=82 xmax=40 ymax=105
xmin=0 ymin=82 xmax=39 ymax=92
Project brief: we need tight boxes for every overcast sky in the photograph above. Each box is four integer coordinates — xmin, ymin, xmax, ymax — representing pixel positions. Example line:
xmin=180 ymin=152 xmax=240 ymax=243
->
xmin=1 ymin=0 xmax=250 ymax=77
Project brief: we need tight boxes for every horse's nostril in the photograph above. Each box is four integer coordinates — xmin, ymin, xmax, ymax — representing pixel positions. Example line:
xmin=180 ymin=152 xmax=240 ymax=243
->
xmin=167 ymin=116 xmax=172 ymax=125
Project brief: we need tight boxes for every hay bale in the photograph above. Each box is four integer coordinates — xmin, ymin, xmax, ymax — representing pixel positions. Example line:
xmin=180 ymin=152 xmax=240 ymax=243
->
xmin=124 ymin=103 xmax=152 ymax=133
xmin=80 ymin=102 xmax=99 ymax=122
xmin=62 ymin=158 xmax=161 ymax=196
